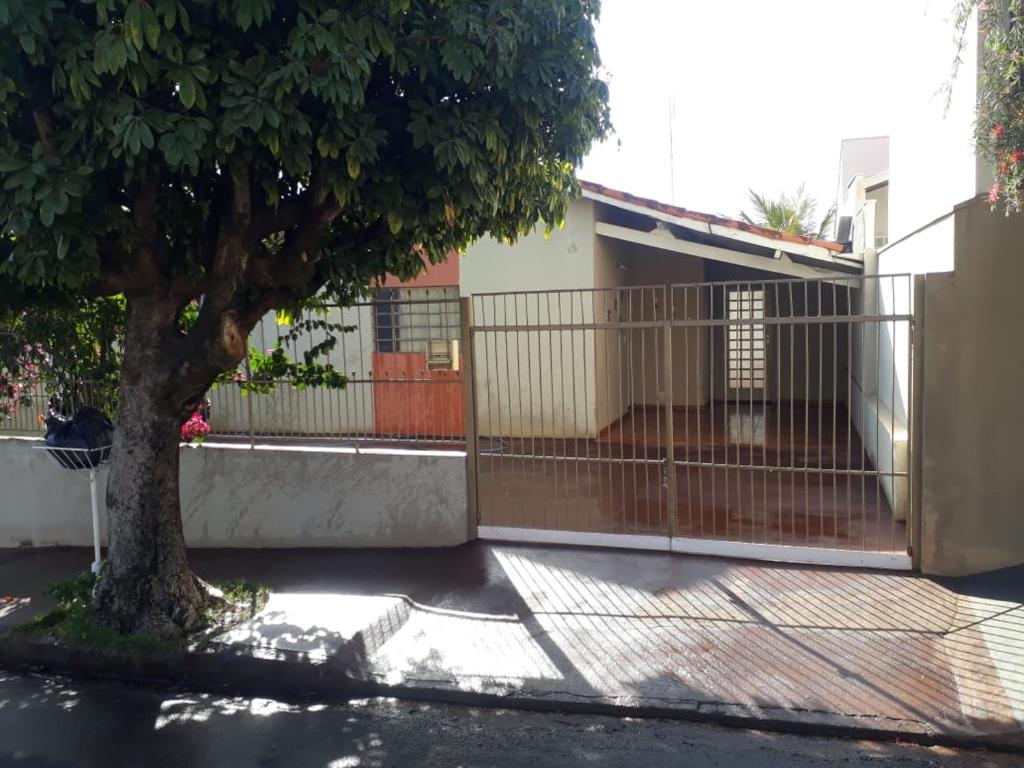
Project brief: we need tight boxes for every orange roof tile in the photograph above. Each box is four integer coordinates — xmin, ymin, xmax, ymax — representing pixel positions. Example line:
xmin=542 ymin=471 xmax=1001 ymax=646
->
xmin=580 ymin=181 xmax=845 ymax=253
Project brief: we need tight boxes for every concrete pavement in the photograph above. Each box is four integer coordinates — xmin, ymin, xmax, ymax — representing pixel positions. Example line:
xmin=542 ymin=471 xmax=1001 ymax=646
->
xmin=1 ymin=543 xmax=1023 ymax=749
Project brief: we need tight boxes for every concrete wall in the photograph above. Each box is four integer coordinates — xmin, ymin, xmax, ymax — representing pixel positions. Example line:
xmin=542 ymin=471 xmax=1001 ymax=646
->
xmin=845 ymin=261 xmax=913 ymax=523
xmin=461 ymin=198 xmax=597 ymax=296
xmin=0 ymin=439 xmax=469 ymax=549
xmin=592 ymin=225 xmax=629 ymax=432
xmin=592 ymin=235 xmax=709 ymax=428
xmin=919 ymin=197 xmax=1024 ymax=575
xmin=469 ymin=288 xmax=597 ymax=439
xmin=466 ymin=199 xmax=599 ymax=438
xmin=615 ymin=241 xmax=707 ymax=408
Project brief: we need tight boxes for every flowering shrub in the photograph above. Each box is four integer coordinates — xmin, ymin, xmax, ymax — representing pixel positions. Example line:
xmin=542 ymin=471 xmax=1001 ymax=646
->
xmin=955 ymin=1 xmax=1024 ymax=212
xmin=0 ymin=376 xmax=28 ymax=417
xmin=180 ymin=411 xmax=211 ymax=444
xmin=0 ymin=341 xmax=49 ymax=419
xmin=1 ymin=298 xmax=123 ymax=422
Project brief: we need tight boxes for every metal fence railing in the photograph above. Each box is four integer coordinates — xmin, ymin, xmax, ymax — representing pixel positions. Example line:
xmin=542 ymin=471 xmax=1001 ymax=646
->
xmin=1 ymin=291 xmax=467 ymax=448
xmin=207 ymin=290 xmax=465 ymax=446
xmin=1 ymin=379 xmax=113 ymax=435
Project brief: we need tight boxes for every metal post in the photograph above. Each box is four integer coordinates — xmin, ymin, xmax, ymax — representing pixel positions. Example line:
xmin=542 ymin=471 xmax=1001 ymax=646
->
xmin=910 ymin=274 xmax=926 ymax=570
xmin=88 ymin=468 xmax=102 ymax=574
xmin=461 ymin=297 xmax=480 ymax=540
xmin=663 ymin=311 xmax=677 ymax=539
xmin=244 ymin=353 xmax=255 ymax=449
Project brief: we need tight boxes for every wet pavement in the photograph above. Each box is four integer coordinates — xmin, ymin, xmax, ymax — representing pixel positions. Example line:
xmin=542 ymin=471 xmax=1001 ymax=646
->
xmin=1 ymin=670 xmax=1019 ymax=767
xmin=2 ymin=543 xmax=1023 ymax=747
xmin=476 ymin=402 xmax=906 ymax=552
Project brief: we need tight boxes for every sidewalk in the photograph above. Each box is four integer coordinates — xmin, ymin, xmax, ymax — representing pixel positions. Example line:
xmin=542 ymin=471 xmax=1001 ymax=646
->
xmin=2 ymin=543 xmax=1022 ymax=749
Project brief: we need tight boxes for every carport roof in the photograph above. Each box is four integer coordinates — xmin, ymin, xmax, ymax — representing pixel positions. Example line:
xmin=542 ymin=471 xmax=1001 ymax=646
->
xmin=580 ymin=180 xmax=847 ymax=256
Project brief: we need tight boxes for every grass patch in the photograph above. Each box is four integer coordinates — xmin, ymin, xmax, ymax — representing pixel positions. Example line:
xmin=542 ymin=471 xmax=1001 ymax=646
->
xmin=13 ymin=603 xmax=183 ymax=658
xmin=12 ymin=573 xmax=182 ymax=658
xmin=9 ymin=573 xmax=271 ymax=659
xmin=218 ymin=579 xmax=270 ymax=611
xmin=194 ymin=579 xmax=271 ymax=645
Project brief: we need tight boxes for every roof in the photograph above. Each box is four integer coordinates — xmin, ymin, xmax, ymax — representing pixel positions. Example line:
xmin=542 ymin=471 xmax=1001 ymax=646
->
xmin=579 ymin=180 xmax=846 ymax=254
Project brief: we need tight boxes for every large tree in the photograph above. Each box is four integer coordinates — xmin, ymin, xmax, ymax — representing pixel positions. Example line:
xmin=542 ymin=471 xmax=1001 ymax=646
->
xmin=0 ymin=0 xmax=609 ymax=636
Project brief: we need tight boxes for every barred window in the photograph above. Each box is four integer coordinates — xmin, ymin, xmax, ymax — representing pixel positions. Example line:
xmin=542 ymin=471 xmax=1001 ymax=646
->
xmin=373 ymin=286 xmax=460 ymax=354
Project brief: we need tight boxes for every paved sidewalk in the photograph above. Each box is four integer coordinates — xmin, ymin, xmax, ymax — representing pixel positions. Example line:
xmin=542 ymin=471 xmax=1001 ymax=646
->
xmin=2 ymin=543 xmax=1023 ymax=747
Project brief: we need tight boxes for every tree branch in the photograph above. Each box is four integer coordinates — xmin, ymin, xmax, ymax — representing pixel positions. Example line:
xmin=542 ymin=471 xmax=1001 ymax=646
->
xmin=31 ymin=110 xmax=55 ymax=155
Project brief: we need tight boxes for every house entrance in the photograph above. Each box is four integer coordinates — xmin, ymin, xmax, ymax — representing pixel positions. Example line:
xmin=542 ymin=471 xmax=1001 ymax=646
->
xmin=469 ymin=275 xmax=916 ymax=569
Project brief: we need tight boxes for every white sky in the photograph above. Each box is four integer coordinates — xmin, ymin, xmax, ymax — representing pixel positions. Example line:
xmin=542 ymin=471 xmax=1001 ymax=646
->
xmin=579 ymin=0 xmax=960 ymax=222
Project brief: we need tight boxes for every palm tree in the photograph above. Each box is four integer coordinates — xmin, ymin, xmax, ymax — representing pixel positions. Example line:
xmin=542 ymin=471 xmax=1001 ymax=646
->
xmin=739 ymin=184 xmax=836 ymax=240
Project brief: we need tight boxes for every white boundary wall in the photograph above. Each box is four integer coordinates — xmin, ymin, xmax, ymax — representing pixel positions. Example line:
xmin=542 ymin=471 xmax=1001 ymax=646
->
xmin=0 ymin=439 xmax=468 ymax=549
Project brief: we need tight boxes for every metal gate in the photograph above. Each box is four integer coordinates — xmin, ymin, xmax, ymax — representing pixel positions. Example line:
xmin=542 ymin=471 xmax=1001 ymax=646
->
xmin=469 ymin=275 xmax=916 ymax=569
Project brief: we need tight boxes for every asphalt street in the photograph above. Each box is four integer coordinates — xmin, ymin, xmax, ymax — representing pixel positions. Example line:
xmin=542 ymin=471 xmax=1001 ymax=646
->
xmin=0 ymin=671 xmax=1019 ymax=767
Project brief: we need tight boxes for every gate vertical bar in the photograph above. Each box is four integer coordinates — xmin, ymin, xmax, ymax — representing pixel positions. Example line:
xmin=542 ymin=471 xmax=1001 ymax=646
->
xmin=910 ymin=274 xmax=925 ymax=569
xmin=461 ymin=297 xmax=480 ymax=540
xmin=244 ymin=353 xmax=255 ymax=449
xmin=663 ymin=309 xmax=677 ymax=539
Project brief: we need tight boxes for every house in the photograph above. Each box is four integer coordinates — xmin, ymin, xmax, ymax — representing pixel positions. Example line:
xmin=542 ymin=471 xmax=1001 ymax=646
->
xmin=457 ymin=181 xmax=914 ymax=568
xmin=194 ymin=5 xmax=1023 ymax=577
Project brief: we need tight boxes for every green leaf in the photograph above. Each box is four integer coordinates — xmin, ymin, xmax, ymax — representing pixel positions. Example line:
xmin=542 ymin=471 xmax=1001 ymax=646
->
xmin=0 ymin=158 xmax=27 ymax=173
xmin=143 ymin=6 xmax=161 ymax=48
xmin=40 ymin=199 xmax=56 ymax=227
xmin=179 ymin=75 xmax=196 ymax=108
xmin=19 ymin=33 xmax=35 ymax=55
xmin=386 ymin=212 xmax=403 ymax=234
xmin=124 ymin=3 xmax=144 ymax=50
xmin=137 ymin=121 xmax=155 ymax=150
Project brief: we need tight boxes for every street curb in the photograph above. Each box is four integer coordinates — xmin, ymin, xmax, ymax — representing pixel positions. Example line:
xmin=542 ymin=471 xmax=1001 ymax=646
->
xmin=1 ymin=634 xmax=1022 ymax=756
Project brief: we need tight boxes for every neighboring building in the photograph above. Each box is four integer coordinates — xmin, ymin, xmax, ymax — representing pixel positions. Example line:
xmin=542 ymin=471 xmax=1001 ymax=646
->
xmin=829 ymin=6 xmax=1024 ymax=576
xmin=835 ymin=136 xmax=889 ymax=250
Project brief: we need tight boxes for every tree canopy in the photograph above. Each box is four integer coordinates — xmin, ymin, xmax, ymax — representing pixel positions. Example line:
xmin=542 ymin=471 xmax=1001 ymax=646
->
xmin=0 ymin=0 xmax=610 ymax=636
xmin=1 ymin=0 xmax=609 ymax=298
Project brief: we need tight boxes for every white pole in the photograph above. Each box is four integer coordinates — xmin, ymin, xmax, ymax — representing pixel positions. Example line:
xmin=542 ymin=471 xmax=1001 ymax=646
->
xmin=668 ymin=96 xmax=676 ymax=205
xmin=88 ymin=468 xmax=102 ymax=574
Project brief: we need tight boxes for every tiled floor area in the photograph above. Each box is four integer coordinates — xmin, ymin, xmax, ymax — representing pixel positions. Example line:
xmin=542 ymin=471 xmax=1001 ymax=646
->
xmin=479 ymin=403 xmax=906 ymax=553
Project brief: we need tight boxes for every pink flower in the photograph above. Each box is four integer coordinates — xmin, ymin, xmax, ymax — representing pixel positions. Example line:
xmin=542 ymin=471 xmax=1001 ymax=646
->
xmin=180 ymin=411 xmax=211 ymax=443
xmin=993 ymin=124 xmax=1006 ymax=140
xmin=989 ymin=182 xmax=1002 ymax=204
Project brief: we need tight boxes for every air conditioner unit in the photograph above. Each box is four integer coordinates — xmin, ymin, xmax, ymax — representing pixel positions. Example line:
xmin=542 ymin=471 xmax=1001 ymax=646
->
xmin=427 ymin=339 xmax=460 ymax=371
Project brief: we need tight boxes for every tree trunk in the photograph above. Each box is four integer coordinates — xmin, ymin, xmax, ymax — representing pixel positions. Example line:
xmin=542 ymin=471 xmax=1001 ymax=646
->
xmin=92 ymin=298 xmax=208 ymax=637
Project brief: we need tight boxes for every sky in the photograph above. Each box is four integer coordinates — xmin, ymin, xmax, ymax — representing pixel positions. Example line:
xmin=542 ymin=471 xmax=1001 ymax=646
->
xmin=578 ymin=0 xmax=961 ymax=223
